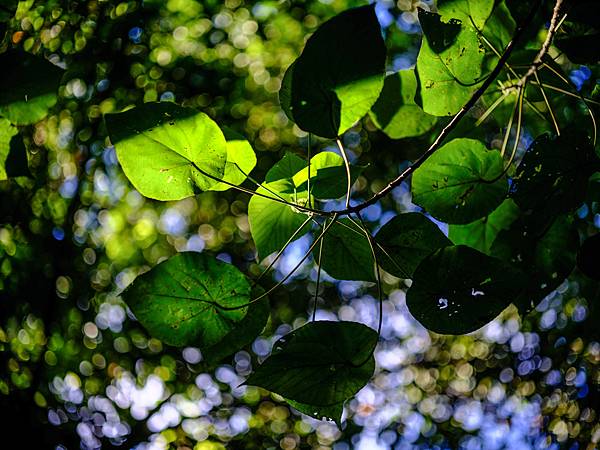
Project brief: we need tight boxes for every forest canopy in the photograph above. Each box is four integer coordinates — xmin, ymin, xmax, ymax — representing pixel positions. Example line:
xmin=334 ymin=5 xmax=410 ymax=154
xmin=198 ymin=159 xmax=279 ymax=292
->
xmin=0 ymin=0 xmax=599 ymax=449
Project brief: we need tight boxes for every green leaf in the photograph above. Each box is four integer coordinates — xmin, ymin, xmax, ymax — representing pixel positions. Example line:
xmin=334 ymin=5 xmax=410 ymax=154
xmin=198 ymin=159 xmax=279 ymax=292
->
xmin=122 ymin=252 xmax=252 ymax=347
xmin=279 ymin=5 xmax=386 ymax=138
xmin=415 ymin=10 xmax=485 ymax=116
xmin=437 ymin=0 xmax=494 ymax=30
xmin=554 ymin=1 xmax=600 ymax=64
xmin=319 ymin=219 xmax=375 ymax=282
xmin=448 ymin=198 xmax=519 ymax=254
xmin=202 ymin=286 xmax=269 ymax=363
xmin=0 ymin=51 xmax=63 ymax=125
xmin=480 ymin=1 xmax=516 ymax=52
xmin=411 ymin=138 xmax=508 ymax=224
xmin=286 ymin=399 xmax=344 ymax=424
xmin=510 ymin=131 xmax=599 ymax=221
xmin=0 ymin=118 xmax=29 ymax=180
xmin=246 ymin=320 xmax=377 ymax=406
xmin=406 ymin=245 xmax=526 ymax=335
xmin=105 ymin=102 xmax=228 ymax=201
xmin=292 ymin=151 xmax=363 ymax=199
xmin=209 ymin=128 xmax=256 ymax=192
xmin=375 ymin=212 xmax=451 ymax=279
xmin=248 ymin=152 xmax=311 ymax=260
xmin=578 ymin=234 xmax=600 ymax=281
xmin=368 ymin=70 xmax=437 ymax=139
xmin=490 ymin=215 xmax=579 ymax=312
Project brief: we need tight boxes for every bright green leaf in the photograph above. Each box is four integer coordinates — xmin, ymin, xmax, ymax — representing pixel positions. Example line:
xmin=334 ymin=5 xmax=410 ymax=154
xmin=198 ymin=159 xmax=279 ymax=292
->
xmin=122 ymin=252 xmax=252 ymax=347
xmin=416 ymin=10 xmax=485 ymax=116
xmin=105 ymin=102 xmax=228 ymax=201
xmin=375 ymin=212 xmax=451 ymax=278
xmin=448 ymin=198 xmax=519 ymax=254
xmin=209 ymin=128 xmax=256 ymax=192
xmin=437 ymin=0 xmax=494 ymax=30
xmin=0 ymin=51 xmax=63 ymax=125
xmin=246 ymin=320 xmax=377 ymax=406
xmin=411 ymin=138 xmax=508 ymax=224
xmin=369 ymin=70 xmax=437 ymax=139
xmin=248 ymin=152 xmax=311 ymax=260
xmin=292 ymin=151 xmax=363 ymax=199
xmin=279 ymin=5 xmax=386 ymax=138
xmin=319 ymin=219 xmax=375 ymax=282
xmin=406 ymin=245 xmax=526 ymax=335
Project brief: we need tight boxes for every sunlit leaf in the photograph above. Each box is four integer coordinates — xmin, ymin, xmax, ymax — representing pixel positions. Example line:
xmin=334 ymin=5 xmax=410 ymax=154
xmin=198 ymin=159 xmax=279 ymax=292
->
xmin=0 ymin=118 xmax=29 ymax=180
xmin=375 ymin=212 xmax=451 ymax=278
xmin=406 ymin=245 xmax=526 ymax=334
xmin=246 ymin=321 xmax=377 ymax=406
xmin=415 ymin=10 xmax=485 ymax=116
xmin=437 ymin=0 xmax=494 ymax=30
xmin=0 ymin=51 xmax=63 ymax=125
xmin=411 ymin=138 xmax=507 ymax=224
xmin=209 ymin=127 xmax=256 ymax=192
xmin=369 ymin=70 xmax=437 ymax=139
xmin=319 ymin=219 xmax=375 ymax=282
xmin=123 ymin=252 xmax=252 ymax=347
xmin=105 ymin=102 xmax=228 ymax=201
xmin=279 ymin=5 xmax=386 ymax=138
xmin=510 ymin=131 xmax=599 ymax=222
xmin=292 ymin=151 xmax=363 ymax=199
xmin=448 ymin=199 xmax=519 ymax=254
xmin=248 ymin=152 xmax=311 ymax=260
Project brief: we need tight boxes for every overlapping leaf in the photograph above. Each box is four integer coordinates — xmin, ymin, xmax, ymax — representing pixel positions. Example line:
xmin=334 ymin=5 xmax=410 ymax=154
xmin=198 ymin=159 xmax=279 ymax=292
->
xmin=407 ymin=245 xmax=526 ymax=334
xmin=411 ymin=138 xmax=508 ymax=224
xmin=123 ymin=252 xmax=252 ymax=348
xmin=246 ymin=321 xmax=377 ymax=409
xmin=0 ymin=118 xmax=29 ymax=180
xmin=369 ymin=70 xmax=437 ymax=139
xmin=105 ymin=102 xmax=228 ymax=201
xmin=375 ymin=213 xmax=451 ymax=278
xmin=280 ymin=5 xmax=386 ymax=138
xmin=0 ymin=51 xmax=64 ymax=125
xmin=416 ymin=11 xmax=485 ymax=116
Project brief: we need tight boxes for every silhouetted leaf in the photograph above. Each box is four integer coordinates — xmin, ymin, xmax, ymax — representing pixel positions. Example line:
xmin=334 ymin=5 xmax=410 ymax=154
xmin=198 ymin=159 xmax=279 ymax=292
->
xmin=555 ymin=1 xmax=600 ymax=63
xmin=280 ymin=5 xmax=386 ymax=138
xmin=412 ymin=138 xmax=507 ymax=224
xmin=123 ymin=252 xmax=252 ymax=347
xmin=510 ymin=131 xmax=599 ymax=222
xmin=0 ymin=118 xmax=29 ymax=180
xmin=209 ymin=127 xmax=256 ymax=191
xmin=319 ymin=219 xmax=375 ymax=282
xmin=416 ymin=10 xmax=485 ymax=116
xmin=448 ymin=199 xmax=519 ymax=254
xmin=248 ymin=153 xmax=311 ymax=260
xmin=246 ymin=321 xmax=377 ymax=406
xmin=292 ymin=151 xmax=363 ymax=199
xmin=106 ymin=102 xmax=228 ymax=201
xmin=369 ymin=70 xmax=437 ymax=139
xmin=0 ymin=51 xmax=63 ymax=125
xmin=375 ymin=213 xmax=451 ymax=278
xmin=578 ymin=234 xmax=600 ymax=280
xmin=287 ymin=399 xmax=344 ymax=425
xmin=407 ymin=245 xmax=526 ymax=334
xmin=491 ymin=215 xmax=579 ymax=312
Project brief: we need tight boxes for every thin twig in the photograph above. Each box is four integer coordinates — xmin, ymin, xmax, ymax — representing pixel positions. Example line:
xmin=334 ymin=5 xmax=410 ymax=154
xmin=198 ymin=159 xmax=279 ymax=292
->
xmin=336 ymin=138 xmax=353 ymax=209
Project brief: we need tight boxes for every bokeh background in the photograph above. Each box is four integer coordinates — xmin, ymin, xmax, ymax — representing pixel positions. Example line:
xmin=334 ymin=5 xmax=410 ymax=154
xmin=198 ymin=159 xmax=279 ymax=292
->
xmin=0 ymin=0 xmax=599 ymax=449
